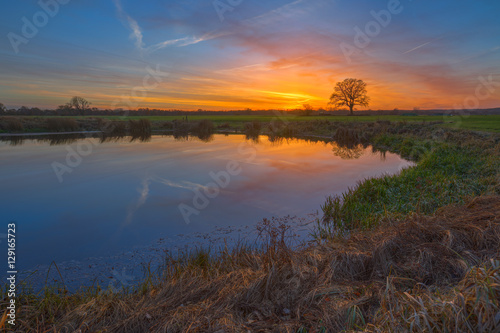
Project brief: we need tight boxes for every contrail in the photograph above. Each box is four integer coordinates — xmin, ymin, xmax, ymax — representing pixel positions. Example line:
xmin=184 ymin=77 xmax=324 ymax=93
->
xmin=403 ymin=36 xmax=445 ymax=55
xmin=403 ymin=41 xmax=433 ymax=54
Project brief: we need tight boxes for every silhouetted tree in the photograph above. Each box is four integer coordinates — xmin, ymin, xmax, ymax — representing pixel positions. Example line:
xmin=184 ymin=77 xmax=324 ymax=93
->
xmin=65 ymin=96 xmax=91 ymax=115
xmin=0 ymin=102 xmax=5 ymax=114
xmin=328 ymin=78 xmax=369 ymax=115
xmin=302 ymin=103 xmax=314 ymax=116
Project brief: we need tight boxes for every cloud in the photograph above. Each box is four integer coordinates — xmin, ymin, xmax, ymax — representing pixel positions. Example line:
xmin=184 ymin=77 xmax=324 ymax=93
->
xmin=113 ymin=0 xmax=222 ymax=54
xmin=146 ymin=31 xmax=230 ymax=53
xmin=113 ymin=0 xmax=144 ymax=51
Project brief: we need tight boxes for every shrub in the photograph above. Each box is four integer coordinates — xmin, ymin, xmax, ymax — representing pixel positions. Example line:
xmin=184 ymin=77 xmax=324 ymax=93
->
xmin=191 ymin=119 xmax=214 ymax=141
xmin=129 ymin=119 xmax=151 ymax=136
xmin=244 ymin=120 xmax=262 ymax=137
xmin=217 ymin=122 xmax=231 ymax=130
xmin=98 ymin=119 xmax=126 ymax=135
xmin=192 ymin=119 xmax=214 ymax=134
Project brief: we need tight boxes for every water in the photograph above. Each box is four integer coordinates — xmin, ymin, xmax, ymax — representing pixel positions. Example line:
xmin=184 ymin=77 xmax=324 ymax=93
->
xmin=0 ymin=134 xmax=412 ymax=272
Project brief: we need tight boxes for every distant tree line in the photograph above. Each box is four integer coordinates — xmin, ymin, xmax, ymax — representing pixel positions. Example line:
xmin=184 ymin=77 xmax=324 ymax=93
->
xmin=3 ymin=106 xmax=499 ymax=117
xmin=1 ymin=96 xmax=499 ymax=117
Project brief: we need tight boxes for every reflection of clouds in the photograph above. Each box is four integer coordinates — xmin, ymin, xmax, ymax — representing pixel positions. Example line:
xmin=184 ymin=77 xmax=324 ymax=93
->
xmin=120 ymin=136 xmax=414 ymax=227
xmin=124 ymin=177 xmax=151 ymax=226
xmin=124 ymin=175 xmax=210 ymax=226
xmin=151 ymin=175 xmax=206 ymax=191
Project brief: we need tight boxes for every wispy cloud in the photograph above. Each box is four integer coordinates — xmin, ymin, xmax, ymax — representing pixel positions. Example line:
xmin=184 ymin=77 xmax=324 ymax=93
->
xmin=113 ymin=0 xmax=222 ymax=54
xmin=146 ymin=31 xmax=229 ymax=53
xmin=113 ymin=0 xmax=144 ymax=51
xmin=244 ymin=0 xmax=306 ymax=26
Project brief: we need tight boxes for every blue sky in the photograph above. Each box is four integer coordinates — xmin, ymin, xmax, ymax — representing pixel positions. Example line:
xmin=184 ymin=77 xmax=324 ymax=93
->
xmin=1 ymin=0 xmax=499 ymax=110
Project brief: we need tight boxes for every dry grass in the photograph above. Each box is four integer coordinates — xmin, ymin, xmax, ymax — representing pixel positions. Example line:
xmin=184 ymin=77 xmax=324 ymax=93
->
xmin=46 ymin=118 xmax=79 ymax=132
xmin=371 ymin=259 xmax=500 ymax=332
xmin=11 ymin=196 xmax=500 ymax=332
xmin=129 ymin=119 xmax=152 ymax=135
xmin=0 ymin=117 xmax=24 ymax=132
xmin=98 ymin=118 xmax=127 ymax=135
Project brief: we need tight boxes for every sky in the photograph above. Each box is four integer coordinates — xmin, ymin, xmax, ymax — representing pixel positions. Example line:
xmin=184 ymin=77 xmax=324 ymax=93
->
xmin=1 ymin=0 xmax=499 ymax=111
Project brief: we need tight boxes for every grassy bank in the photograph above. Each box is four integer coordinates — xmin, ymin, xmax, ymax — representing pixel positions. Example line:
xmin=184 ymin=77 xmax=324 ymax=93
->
xmin=2 ymin=122 xmax=499 ymax=332
xmin=317 ymin=130 xmax=499 ymax=235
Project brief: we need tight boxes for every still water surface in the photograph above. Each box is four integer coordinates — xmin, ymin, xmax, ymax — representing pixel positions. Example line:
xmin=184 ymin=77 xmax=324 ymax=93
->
xmin=0 ymin=134 xmax=412 ymax=270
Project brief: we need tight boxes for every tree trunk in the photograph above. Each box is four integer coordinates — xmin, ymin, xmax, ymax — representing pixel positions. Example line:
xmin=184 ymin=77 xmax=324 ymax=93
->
xmin=349 ymin=105 xmax=354 ymax=115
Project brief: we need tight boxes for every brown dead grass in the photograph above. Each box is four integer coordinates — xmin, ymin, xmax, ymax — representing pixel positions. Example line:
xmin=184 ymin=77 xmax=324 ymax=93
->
xmin=13 ymin=196 xmax=500 ymax=332
xmin=0 ymin=117 xmax=24 ymax=132
xmin=46 ymin=118 xmax=79 ymax=132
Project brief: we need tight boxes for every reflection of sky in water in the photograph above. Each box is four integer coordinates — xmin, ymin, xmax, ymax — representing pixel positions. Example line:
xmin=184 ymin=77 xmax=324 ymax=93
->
xmin=0 ymin=135 xmax=412 ymax=269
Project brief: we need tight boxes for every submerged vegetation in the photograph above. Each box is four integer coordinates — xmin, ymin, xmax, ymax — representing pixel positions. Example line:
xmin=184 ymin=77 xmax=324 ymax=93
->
xmin=1 ymin=120 xmax=500 ymax=332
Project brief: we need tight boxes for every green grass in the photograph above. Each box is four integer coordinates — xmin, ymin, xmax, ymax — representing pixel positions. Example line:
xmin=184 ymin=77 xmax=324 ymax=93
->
xmin=440 ymin=115 xmax=500 ymax=132
xmin=60 ymin=114 xmax=500 ymax=132
xmin=3 ymin=115 xmax=500 ymax=134
xmin=316 ymin=131 xmax=500 ymax=236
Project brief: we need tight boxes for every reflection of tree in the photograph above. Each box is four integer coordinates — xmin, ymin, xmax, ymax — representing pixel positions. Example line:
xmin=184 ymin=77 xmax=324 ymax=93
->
xmin=99 ymin=134 xmax=127 ymax=144
xmin=331 ymin=142 xmax=364 ymax=159
xmin=196 ymin=133 xmax=214 ymax=143
xmin=245 ymin=133 xmax=260 ymax=144
xmin=0 ymin=136 xmax=25 ymax=146
xmin=267 ymin=135 xmax=284 ymax=146
xmin=130 ymin=133 xmax=152 ymax=143
xmin=0 ymin=134 xmax=91 ymax=146
xmin=371 ymin=146 xmax=387 ymax=161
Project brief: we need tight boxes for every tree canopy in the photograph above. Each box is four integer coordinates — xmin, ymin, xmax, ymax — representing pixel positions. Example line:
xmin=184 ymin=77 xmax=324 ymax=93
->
xmin=328 ymin=78 xmax=369 ymax=115
xmin=59 ymin=96 xmax=91 ymax=115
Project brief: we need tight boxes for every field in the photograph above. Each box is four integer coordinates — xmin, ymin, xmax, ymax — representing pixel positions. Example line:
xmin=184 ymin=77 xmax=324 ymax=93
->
xmin=74 ymin=115 xmax=500 ymax=132
xmin=1 ymin=114 xmax=500 ymax=134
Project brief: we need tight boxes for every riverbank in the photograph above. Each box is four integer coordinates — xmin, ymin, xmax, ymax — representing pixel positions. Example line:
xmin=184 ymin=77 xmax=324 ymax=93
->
xmin=2 ymin=121 xmax=500 ymax=332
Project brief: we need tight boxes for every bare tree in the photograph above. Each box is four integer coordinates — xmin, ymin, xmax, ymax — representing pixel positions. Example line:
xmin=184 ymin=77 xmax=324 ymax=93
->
xmin=66 ymin=96 xmax=91 ymax=115
xmin=328 ymin=78 xmax=369 ymax=115
xmin=0 ymin=102 xmax=5 ymax=113
xmin=302 ymin=103 xmax=314 ymax=116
